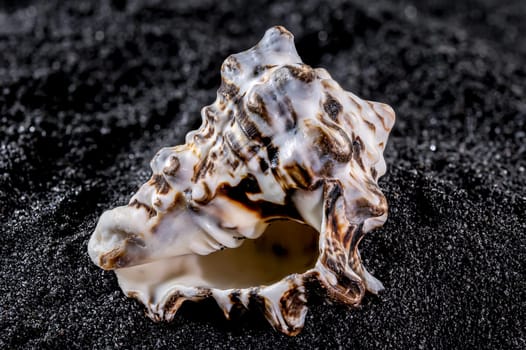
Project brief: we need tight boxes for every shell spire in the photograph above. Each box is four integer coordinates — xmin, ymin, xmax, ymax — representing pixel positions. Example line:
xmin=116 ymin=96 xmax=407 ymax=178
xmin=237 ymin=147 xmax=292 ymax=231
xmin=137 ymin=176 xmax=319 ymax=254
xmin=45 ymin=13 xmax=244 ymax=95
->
xmin=88 ymin=26 xmax=395 ymax=335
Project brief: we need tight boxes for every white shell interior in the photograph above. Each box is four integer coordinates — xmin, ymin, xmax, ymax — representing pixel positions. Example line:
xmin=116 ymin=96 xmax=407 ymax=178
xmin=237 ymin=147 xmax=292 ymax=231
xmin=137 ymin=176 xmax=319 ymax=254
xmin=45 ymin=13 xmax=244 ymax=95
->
xmin=116 ymin=219 xmax=319 ymax=304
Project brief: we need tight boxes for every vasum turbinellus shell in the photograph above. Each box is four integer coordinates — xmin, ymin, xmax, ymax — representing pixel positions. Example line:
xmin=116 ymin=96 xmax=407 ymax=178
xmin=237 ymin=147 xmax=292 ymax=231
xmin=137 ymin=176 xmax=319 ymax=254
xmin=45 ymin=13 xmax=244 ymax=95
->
xmin=88 ymin=26 xmax=395 ymax=335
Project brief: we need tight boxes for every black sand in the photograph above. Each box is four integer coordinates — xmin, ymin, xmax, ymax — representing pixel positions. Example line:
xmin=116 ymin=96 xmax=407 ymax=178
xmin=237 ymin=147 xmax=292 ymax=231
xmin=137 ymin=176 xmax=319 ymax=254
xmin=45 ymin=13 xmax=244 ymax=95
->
xmin=1 ymin=0 xmax=524 ymax=348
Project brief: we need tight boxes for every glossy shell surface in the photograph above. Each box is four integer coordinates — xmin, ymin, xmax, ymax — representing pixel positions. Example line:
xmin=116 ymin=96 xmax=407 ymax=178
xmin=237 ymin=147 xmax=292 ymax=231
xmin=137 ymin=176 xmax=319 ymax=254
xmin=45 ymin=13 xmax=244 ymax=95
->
xmin=88 ymin=26 xmax=395 ymax=335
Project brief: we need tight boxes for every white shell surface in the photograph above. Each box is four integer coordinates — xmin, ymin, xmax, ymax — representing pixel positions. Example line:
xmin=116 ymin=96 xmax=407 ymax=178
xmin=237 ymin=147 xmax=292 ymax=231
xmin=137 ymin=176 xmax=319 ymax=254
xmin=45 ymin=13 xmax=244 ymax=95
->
xmin=88 ymin=26 xmax=395 ymax=335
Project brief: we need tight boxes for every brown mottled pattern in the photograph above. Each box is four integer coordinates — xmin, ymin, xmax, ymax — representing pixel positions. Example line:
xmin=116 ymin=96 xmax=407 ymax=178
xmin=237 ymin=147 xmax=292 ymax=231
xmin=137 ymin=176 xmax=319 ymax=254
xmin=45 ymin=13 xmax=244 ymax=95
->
xmin=192 ymin=154 xmax=216 ymax=182
xmin=162 ymin=156 xmax=180 ymax=177
xmin=218 ymin=180 xmax=303 ymax=221
xmin=247 ymin=93 xmax=271 ymax=125
xmin=193 ymin=122 xmax=214 ymax=143
xmin=367 ymin=101 xmax=390 ymax=132
xmin=347 ymin=94 xmax=362 ymax=112
xmin=162 ymin=292 xmax=186 ymax=317
xmin=266 ymin=143 xmax=280 ymax=168
xmin=100 ymin=233 xmax=146 ymax=269
xmin=354 ymin=197 xmax=386 ymax=219
xmin=363 ymin=119 xmax=376 ymax=133
xmin=282 ymin=96 xmax=298 ymax=129
xmin=370 ymin=166 xmax=378 ymax=179
xmin=218 ymin=79 xmax=240 ymax=101
xmin=221 ymin=55 xmax=241 ymax=75
xmin=126 ymin=291 xmax=140 ymax=300
xmin=258 ymin=157 xmax=270 ymax=172
xmin=130 ymin=199 xmax=156 ymax=218
xmin=342 ymin=225 xmax=356 ymax=250
xmin=323 ymin=93 xmax=343 ymax=121
xmin=319 ymin=181 xmax=367 ymax=305
xmin=203 ymin=106 xmax=218 ymax=123
xmin=150 ymin=192 xmax=185 ymax=234
xmin=234 ymin=101 xmax=265 ymax=142
xmin=149 ymin=174 xmax=171 ymax=195
xmin=279 ymin=284 xmax=307 ymax=335
xmin=312 ymin=125 xmax=353 ymax=163
xmin=193 ymin=182 xmax=213 ymax=205
xmin=99 ymin=247 xmax=128 ymax=269
xmin=283 ymin=163 xmax=314 ymax=189
xmin=284 ymin=64 xmax=315 ymax=83
xmin=352 ymin=137 xmax=366 ymax=171
xmin=224 ymin=129 xmax=261 ymax=164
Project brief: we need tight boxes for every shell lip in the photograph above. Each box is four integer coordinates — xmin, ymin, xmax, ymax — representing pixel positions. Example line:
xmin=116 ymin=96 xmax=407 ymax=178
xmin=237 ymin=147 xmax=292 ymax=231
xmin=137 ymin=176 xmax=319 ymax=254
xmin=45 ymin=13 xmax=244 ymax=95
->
xmin=109 ymin=200 xmax=385 ymax=335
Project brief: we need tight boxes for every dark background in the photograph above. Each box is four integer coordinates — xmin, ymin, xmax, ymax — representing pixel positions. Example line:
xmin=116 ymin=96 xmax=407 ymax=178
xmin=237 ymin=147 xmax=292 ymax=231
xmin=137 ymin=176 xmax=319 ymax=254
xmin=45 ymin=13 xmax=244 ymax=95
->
xmin=0 ymin=0 xmax=524 ymax=348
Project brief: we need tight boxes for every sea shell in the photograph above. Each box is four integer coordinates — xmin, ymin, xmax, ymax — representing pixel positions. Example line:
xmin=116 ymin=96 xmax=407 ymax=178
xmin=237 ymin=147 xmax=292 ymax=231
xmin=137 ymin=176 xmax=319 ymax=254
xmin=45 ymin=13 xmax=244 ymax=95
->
xmin=88 ymin=26 xmax=395 ymax=335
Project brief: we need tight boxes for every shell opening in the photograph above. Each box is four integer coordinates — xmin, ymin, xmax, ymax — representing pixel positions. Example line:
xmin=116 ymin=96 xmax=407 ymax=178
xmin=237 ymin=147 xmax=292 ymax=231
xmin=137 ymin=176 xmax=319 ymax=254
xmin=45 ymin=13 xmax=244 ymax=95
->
xmin=115 ymin=219 xmax=319 ymax=303
xmin=195 ymin=219 xmax=318 ymax=289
